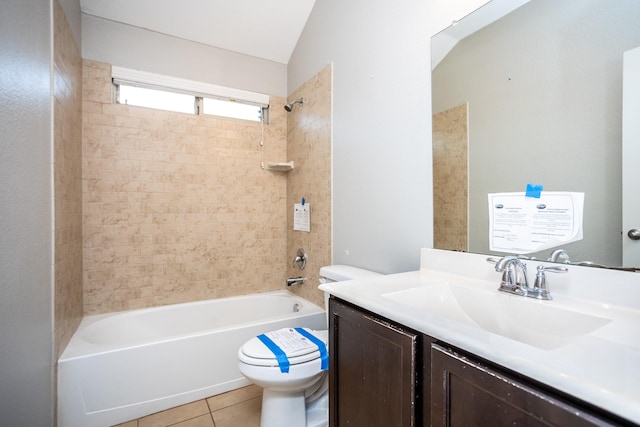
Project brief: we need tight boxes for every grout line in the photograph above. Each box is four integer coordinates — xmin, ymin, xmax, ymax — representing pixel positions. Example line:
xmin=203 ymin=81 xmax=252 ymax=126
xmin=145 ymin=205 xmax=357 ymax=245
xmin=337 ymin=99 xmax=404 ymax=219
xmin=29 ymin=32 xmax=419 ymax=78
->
xmin=122 ymin=386 xmax=263 ymax=427
xmin=208 ymin=401 xmax=218 ymax=427
xmin=164 ymin=409 xmax=214 ymax=427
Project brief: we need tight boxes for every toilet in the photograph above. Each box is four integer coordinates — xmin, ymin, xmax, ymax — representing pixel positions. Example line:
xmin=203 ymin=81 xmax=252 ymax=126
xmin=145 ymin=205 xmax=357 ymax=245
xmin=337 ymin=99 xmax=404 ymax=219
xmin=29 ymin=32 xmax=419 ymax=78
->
xmin=237 ymin=265 xmax=382 ymax=427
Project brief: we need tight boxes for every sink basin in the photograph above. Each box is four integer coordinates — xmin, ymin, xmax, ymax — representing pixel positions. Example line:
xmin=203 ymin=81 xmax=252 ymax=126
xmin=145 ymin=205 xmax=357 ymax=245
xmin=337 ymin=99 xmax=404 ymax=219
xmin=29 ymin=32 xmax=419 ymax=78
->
xmin=383 ymin=284 xmax=611 ymax=350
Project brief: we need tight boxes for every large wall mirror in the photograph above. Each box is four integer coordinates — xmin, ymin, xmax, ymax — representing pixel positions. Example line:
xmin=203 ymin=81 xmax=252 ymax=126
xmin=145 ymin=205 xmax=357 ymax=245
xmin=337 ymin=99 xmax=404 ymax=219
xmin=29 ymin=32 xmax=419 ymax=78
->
xmin=432 ymin=0 xmax=640 ymax=270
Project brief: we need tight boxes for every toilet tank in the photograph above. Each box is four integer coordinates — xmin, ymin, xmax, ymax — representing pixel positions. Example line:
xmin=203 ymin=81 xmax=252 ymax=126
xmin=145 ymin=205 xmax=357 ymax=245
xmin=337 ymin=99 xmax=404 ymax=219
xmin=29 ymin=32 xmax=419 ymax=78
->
xmin=319 ymin=265 xmax=382 ymax=325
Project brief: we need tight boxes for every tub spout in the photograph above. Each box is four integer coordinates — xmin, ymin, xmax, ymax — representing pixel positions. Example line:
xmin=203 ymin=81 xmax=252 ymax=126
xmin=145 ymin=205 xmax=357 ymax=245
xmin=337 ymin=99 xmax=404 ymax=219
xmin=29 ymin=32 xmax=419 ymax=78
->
xmin=286 ymin=277 xmax=306 ymax=287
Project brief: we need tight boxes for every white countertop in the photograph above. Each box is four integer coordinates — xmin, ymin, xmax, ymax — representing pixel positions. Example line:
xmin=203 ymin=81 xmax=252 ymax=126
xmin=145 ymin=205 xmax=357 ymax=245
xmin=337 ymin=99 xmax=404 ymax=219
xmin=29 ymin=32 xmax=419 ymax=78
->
xmin=319 ymin=249 xmax=640 ymax=424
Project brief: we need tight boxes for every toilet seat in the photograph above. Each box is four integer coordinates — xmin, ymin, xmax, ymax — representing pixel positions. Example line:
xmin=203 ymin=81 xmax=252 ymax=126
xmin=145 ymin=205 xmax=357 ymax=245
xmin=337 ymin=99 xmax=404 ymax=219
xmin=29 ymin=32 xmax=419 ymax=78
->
xmin=239 ymin=328 xmax=328 ymax=367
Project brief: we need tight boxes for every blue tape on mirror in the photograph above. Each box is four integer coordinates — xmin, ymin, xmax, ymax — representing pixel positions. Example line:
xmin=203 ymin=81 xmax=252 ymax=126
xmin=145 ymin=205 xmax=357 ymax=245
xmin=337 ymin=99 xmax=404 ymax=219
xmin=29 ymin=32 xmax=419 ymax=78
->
xmin=525 ymin=183 xmax=543 ymax=198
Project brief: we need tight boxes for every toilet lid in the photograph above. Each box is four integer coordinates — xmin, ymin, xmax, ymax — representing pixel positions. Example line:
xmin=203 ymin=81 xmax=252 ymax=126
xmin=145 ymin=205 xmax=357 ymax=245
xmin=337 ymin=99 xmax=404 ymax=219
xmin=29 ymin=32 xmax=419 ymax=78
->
xmin=239 ymin=328 xmax=328 ymax=367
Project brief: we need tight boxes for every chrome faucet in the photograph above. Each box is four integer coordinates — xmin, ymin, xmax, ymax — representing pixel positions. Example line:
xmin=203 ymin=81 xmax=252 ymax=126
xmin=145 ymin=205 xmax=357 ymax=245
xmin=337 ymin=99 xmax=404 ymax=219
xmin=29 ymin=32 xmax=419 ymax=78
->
xmin=292 ymin=248 xmax=307 ymax=270
xmin=494 ymin=256 xmax=529 ymax=296
xmin=490 ymin=256 xmax=568 ymax=300
xmin=547 ymin=248 xmax=570 ymax=263
xmin=286 ymin=277 xmax=306 ymax=287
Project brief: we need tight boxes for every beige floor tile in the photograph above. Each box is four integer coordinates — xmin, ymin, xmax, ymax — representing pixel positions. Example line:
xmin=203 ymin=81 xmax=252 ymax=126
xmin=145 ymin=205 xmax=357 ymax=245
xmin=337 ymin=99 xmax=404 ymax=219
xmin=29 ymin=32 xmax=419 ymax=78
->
xmin=139 ymin=400 xmax=210 ymax=427
xmin=171 ymin=414 xmax=215 ymax=427
xmin=212 ymin=396 xmax=262 ymax=427
xmin=206 ymin=385 xmax=262 ymax=412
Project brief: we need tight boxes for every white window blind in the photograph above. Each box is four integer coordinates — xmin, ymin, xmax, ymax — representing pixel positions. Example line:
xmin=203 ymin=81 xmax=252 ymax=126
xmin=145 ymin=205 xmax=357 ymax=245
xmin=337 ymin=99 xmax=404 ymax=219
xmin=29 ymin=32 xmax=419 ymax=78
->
xmin=112 ymin=66 xmax=270 ymax=108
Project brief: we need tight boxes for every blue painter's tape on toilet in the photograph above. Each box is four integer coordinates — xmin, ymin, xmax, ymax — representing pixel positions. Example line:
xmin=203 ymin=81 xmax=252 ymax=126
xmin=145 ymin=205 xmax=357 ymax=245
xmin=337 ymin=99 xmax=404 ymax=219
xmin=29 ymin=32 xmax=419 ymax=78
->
xmin=257 ymin=334 xmax=290 ymax=373
xmin=294 ymin=327 xmax=328 ymax=370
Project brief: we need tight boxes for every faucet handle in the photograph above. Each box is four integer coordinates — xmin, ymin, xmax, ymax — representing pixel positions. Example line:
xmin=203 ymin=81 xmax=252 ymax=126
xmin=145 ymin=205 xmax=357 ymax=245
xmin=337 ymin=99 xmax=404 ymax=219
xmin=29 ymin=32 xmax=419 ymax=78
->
xmin=531 ymin=265 xmax=568 ymax=300
xmin=292 ymin=248 xmax=307 ymax=270
xmin=493 ymin=256 xmax=528 ymax=295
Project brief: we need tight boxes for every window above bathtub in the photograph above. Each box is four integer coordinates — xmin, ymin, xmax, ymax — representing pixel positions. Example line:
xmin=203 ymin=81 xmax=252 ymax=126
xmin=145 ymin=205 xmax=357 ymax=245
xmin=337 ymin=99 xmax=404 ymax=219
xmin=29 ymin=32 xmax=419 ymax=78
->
xmin=112 ymin=66 xmax=269 ymax=122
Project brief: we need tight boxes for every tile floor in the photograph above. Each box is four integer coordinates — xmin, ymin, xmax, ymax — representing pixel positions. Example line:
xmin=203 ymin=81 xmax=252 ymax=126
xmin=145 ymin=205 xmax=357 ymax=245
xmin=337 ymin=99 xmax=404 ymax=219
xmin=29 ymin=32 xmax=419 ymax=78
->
xmin=113 ymin=385 xmax=263 ymax=427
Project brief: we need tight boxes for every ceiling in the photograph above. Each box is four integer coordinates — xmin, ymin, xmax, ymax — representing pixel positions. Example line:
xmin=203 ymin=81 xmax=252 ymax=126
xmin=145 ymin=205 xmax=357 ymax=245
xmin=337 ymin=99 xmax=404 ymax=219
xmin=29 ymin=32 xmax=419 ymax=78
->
xmin=79 ymin=0 xmax=317 ymax=64
xmin=431 ymin=0 xmax=530 ymax=69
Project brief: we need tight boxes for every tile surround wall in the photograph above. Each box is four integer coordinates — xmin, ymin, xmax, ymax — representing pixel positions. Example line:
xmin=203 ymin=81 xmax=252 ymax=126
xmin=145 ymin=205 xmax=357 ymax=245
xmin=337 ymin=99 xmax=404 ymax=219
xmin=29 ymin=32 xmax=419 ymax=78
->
xmin=82 ymin=60 xmax=290 ymax=314
xmin=54 ymin=0 xmax=83 ymax=358
xmin=286 ymin=64 xmax=333 ymax=307
xmin=432 ymin=103 xmax=468 ymax=252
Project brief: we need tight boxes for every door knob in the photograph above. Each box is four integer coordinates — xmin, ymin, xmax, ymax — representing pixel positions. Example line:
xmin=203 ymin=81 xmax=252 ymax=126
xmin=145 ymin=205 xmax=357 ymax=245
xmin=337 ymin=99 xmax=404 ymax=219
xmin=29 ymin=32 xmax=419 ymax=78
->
xmin=628 ymin=229 xmax=640 ymax=240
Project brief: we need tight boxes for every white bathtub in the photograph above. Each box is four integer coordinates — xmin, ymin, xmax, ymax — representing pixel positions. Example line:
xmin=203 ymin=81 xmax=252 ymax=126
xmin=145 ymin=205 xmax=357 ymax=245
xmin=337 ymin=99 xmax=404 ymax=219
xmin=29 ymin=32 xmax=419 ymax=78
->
xmin=58 ymin=290 xmax=326 ymax=427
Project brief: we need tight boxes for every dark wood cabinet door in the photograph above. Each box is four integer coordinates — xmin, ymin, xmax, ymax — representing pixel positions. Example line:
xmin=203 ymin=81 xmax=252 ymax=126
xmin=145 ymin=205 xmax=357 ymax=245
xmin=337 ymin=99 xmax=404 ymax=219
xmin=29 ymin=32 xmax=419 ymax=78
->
xmin=329 ymin=298 xmax=419 ymax=427
xmin=431 ymin=344 xmax=618 ymax=427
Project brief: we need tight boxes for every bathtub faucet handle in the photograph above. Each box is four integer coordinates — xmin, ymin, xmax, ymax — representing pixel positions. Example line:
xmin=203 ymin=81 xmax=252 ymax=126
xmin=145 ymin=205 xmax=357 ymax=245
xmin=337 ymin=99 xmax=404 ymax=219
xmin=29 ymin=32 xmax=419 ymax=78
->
xmin=292 ymin=248 xmax=307 ymax=270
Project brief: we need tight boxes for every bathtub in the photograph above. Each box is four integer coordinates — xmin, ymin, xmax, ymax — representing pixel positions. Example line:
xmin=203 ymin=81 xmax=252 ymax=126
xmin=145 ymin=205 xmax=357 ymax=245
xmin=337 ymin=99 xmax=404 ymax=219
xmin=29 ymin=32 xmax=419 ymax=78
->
xmin=58 ymin=290 xmax=326 ymax=427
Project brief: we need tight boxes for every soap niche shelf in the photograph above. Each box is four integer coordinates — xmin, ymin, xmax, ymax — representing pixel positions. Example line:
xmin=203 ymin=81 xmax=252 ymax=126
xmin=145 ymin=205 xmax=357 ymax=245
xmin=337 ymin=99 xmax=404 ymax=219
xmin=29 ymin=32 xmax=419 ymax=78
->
xmin=266 ymin=161 xmax=294 ymax=172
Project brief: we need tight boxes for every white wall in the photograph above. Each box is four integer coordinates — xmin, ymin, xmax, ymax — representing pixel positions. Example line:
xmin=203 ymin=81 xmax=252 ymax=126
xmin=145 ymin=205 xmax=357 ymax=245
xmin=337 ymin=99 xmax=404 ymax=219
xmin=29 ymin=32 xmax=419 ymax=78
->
xmin=288 ymin=0 xmax=489 ymax=273
xmin=82 ymin=14 xmax=288 ymax=97
xmin=0 ymin=0 xmax=54 ymax=424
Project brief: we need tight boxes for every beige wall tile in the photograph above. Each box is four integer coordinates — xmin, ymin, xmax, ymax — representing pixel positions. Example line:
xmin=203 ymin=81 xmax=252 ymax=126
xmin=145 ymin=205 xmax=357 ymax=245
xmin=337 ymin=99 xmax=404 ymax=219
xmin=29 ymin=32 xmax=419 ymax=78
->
xmin=82 ymin=60 xmax=289 ymax=314
xmin=285 ymin=64 xmax=333 ymax=307
xmin=432 ymin=103 xmax=468 ymax=252
xmin=53 ymin=0 xmax=83 ymax=358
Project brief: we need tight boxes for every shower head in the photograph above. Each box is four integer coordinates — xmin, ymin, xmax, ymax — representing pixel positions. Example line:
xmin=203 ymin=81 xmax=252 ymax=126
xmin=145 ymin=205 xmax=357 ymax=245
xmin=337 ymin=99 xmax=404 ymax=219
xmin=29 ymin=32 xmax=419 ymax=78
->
xmin=284 ymin=98 xmax=304 ymax=112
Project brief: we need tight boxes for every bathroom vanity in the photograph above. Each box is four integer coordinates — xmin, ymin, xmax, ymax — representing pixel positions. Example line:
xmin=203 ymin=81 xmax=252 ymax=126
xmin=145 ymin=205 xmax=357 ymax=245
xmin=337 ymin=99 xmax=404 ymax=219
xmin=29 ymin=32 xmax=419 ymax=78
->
xmin=320 ymin=249 xmax=640 ymax=426
xmin=329 ymin=298 xmax=625 ymax=426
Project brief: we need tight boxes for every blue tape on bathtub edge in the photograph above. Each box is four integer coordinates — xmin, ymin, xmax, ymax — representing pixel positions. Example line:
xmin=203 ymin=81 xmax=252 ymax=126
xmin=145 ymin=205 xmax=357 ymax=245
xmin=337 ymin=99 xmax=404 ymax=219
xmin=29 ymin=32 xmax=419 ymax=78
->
xmin=295 ymin=327 xmax=329 ymax=371
xmin=257 ymin=334 xmax=290 ymax=373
